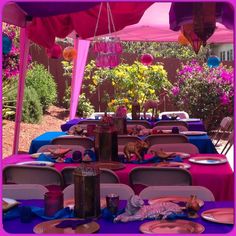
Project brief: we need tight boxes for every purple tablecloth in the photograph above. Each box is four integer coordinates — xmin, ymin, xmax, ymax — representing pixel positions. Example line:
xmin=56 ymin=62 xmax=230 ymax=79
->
xmin=3 ymin=200 xmax=233 ymax=234
xmin=61 ymin=118 xmax=205 ymax=132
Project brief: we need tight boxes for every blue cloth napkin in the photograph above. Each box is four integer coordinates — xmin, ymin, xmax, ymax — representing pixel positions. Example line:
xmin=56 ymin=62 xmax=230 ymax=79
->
xmin=55 ymin=219 xmax=91 ymax=229
xmin=37 ymin=153 xmax=55 ymax=163
xmin=102 ymin=207 xmax=125 ymax=221
xmin=4 ymin=206 xmax=74 ymax=220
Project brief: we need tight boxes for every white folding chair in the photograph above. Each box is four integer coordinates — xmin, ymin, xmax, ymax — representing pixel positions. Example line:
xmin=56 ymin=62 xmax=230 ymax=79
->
xmin=221 ymin=131 xmax=234 ymax=155
xmin=63 ymin=183 xmax=134 ymax=200
xmin=3 ymin=184 xmax=48 ymax=199
xmin=129 ymin=167 xmax=192 ymax=187
xmin=139 ymin=186 xmax=215 ymax=201
xmin=159 ymin=111 xmax=189 ymax=119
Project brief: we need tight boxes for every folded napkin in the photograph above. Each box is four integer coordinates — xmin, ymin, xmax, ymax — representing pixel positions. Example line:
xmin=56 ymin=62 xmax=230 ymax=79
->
xmin=55 ymin=219 xmax=91 ymax=230
xmin=37 ymin=153 xmax=55 ymax=163
xmin=4 ymin=206 xmax=74 ymax=220
xmin=164 ymin=212 xmax=188 ymax=220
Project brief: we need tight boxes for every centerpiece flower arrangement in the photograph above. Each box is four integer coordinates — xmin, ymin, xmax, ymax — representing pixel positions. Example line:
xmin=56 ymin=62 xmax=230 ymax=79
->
xmin=171 ymin=60 xmax=233 ymax=130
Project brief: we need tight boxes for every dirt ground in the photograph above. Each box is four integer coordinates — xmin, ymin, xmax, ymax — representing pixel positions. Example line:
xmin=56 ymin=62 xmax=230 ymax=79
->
xmin=2 ymin=106 xmax=69 ymax=158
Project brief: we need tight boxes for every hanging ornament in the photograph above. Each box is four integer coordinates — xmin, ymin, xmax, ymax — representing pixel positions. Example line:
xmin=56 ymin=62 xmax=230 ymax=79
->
xmin=193 ymin=3 xmax=216 ymax=46
xmin=46 ymin=43 xmax=62 ymax=59
xmin=141 ymin=53 xmax=154 ymax=66
xmin=63 ymin=46 xmax=77 ymax=61
xmin=181 ymin=24 xmax=202 ymax=54
xmin=207 ymin=55 xmax=221 ymax=68
xmin=2 ymin=34 xmax=12 ymax=55
xmin=93 ymin=3 xmax=123 ymax=68
xmin=178 ymin=32 xmax=190 ymax=46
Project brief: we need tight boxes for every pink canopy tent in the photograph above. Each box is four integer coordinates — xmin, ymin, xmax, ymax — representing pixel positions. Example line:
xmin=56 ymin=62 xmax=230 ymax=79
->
xmin=2 ymin=1 xmax=234 ymax=154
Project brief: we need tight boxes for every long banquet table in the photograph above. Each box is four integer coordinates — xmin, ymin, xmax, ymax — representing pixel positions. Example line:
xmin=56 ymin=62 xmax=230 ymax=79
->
xmin=3 ymin=200 xmax=233 ymax=234
xmin=2 ymin=154 xmax=233 ymax=201
xmin=28 ymin=131 xmax=217 ymax=154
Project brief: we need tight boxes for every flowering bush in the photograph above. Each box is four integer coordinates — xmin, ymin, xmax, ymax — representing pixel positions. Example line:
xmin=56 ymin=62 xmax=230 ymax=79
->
xmin=171 ymin=60 xmax=234 ymax=130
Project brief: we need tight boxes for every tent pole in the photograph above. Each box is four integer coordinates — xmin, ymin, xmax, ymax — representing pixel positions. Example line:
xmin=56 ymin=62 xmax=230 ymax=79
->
xmin=69 ymin=37 xmax=90 ymax=120
xmin=12 ymin=27 xmax=30 ymax=154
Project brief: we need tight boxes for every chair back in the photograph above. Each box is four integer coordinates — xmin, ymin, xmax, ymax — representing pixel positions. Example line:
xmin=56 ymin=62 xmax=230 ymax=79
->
xmin=139 ymin=186 xmax=215 ymax=201
xmin=152 ymin=125 xmax=188 ymax=132
xmin=221 ymin=131 xmax=234 ymax=155
xmin=147 ymin=143 xmax=199 ymax=154
xmin=38 ymin=144 xmax=86 ymax=155
xmin=51 ymin=136 xmax=94 ymax=149
xmin=127 ymin=120 xmax=151 ymax=128
xmin=88 ymin=112 xmax=114 ymax=119
xmin=100 ymin=183 xmax=135 ymax=200
xmin=3 ymin=165 xmax=64 ymax=187
xmin=3 ymin=184 xmax=48 ymax=199
xmin=159 ymin=111 xmax=189 ymax=119
xmin=129 ymin=166 xmax=192 ymax=187
xmin=220 ymin=116 xmax=233 ymax=130
xmin=154 ymin=120 xmax=188 ymax=129
xmin=63 ymin=183 xmax=135 ymax=200
xmin=61 ymin=167 xmax=120 ymax=186
xmin=127 ymin=113 xmax=152 ymax=119
xmin=78 ymin=119 xmax=102 ymax=125
xmin=144 ymin=134 xmax=189 ymax=146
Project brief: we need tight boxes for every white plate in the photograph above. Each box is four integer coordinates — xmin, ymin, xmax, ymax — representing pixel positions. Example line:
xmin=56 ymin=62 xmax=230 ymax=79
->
xmin=31 ymin=152 xmax=51 ymax=159
xmin=16 ymin=161 xmax=54 ymax=167
xmin=181 ymin=131 xmax=207 ymax=136
xmin=189 ymin=156 xmax=227 ymax=165
xmin=3 ymin=198 xmax=20 ymax=211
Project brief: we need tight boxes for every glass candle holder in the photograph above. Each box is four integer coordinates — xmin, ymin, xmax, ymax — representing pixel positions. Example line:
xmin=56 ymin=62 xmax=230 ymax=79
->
xmin=106 ymin=193 xmax=119 ymax=215
xmin=44 ymin=191 xmax=64 ymax=217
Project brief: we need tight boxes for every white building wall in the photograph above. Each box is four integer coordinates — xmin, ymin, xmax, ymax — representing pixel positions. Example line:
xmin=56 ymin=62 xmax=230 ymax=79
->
xmin=211 ymin=44 xmax=234 ymax=61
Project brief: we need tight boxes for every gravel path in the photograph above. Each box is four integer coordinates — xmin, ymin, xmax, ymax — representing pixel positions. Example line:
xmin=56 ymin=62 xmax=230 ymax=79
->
xmin=2 ymin=106 xmax=69 ymax=158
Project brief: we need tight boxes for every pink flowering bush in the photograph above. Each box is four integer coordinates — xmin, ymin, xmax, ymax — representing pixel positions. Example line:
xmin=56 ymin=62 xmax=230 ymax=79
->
xmin=172 ymin=60 xmax=233 ymax=130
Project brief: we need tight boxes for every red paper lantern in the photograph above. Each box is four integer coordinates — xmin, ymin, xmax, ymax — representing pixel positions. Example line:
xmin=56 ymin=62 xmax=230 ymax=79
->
xmin=182 ymin=24 xmax=203 ymax=54
xmin=63 ymin=46 xmax=77 ymax=61
xmin=178 ymin=33 xmax=190 ymax=46
xmin=141 ymin=53 xmax=154 ymax=66
xmin=46 ymin=44 xmax=62 ymax=59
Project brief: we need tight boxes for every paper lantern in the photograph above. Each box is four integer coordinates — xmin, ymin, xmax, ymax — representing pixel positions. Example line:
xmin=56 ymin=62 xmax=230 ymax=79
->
xmin=46 ymin=43 xmax=62 ymax=59
xmin=178 ymin=33 xmax=189 ymax=46
xmin=141 ymin=53 xmax=154 ymax=66
xmin=207 ymin=55 xmax=221 ymax=68
xmin=2 ymin=34 xmax=12 ymax=55
xmin=181 ymin=24 xmax=202 ymax=54
xmin=63 ymin=46 xmax=77 ymax=61
xmin=193 ymin=3 xmax=216 ymax=46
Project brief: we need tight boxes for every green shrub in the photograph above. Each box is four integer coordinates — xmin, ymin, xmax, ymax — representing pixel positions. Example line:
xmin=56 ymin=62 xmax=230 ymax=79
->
xmin=63 ymin=85 xmax=94 ymax=118
xmin=25 ymin=63 xmax=57 ymax=112
xmin=4 ymin=86 xmax=43 ymax=124
xmin=22 ymin=87 xmax=43 ymax=123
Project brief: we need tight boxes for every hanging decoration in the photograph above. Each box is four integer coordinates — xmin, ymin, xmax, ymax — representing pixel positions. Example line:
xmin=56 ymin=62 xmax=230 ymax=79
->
xmin=46 ymin=43 xmax=62 ymax=59
xmin=2 ymin=34 xmax=12 ymax=55
xmin=93 ymin=2 xmax=123 ymax=68
xmin=63 ymin=46 xmax=77 ymax=61
xmin=178 ymin=32 xmax=189 ymax=46
xmin=207 ymin=55 xmax=221 ymax=68
xmin=181 ymin=24 xmax=202 ymax=54
xmin=140 ymin=53 xmax=154 ymax=66
xmin=193 ymin=3 xmax=216 ymax=46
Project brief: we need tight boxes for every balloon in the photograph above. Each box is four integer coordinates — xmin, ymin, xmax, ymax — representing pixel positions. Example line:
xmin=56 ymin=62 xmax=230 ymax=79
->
xmin=2 ymin=34 xmax=12 ymax=54
xmin=141 ymin=53 xmax=154 ymax=66
xmin=63 ymin=46 xmax=77 ymax=61
xmin=46 ymin=43 xmax=62 ymax=59
xmin=207 ymin=55 xmax=221 ymax=68
xmin=178 ymin=33 xmax=189 ymax=46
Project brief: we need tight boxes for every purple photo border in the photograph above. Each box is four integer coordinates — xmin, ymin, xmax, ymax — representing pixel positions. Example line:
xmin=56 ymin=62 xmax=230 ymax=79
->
xmin=0 ymin=0 xmax=235 ymax=235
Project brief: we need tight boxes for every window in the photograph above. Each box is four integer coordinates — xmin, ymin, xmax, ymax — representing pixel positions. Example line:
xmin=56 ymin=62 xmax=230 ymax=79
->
xmin=227 ymin=51 xmax=230 ymax=61
xmin=230 ymin=49 xmax=233 ymax=61
xmin=220 ymin=52 xmax=223 ymax=61
xmin=222 ymin=51 xmax=225 ymax=61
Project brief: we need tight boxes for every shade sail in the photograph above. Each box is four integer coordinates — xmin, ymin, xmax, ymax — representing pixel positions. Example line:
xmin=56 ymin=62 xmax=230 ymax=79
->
xmin=26 ymin=2 xmax=154 ymax=48
xmin=98 ymin=2 xmax=233 ymax=43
